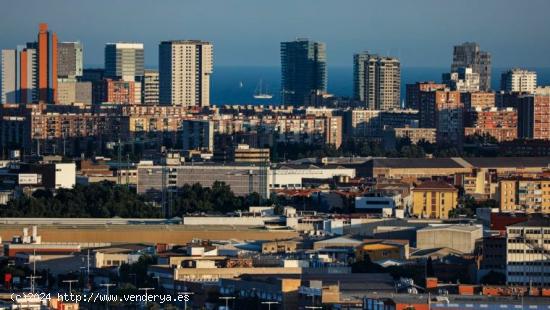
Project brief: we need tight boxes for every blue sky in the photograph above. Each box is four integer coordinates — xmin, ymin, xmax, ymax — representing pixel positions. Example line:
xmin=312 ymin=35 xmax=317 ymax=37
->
xmin=1 ymin=0 xmax=549 ymax=68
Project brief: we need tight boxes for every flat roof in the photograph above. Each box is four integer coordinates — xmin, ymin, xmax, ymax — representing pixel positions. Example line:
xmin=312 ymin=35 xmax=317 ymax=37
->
xmin=463 ymin=157 xmax=550 ymax=168
xmin=373 ymin=158 xmax=464 ymax=169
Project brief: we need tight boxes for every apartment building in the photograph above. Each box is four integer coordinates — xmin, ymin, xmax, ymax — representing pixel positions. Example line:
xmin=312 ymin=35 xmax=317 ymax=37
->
xmin=159 ymin=40 xmax=213 ymax=107
xmin=499 ymin=178 xmax=550 ymax=213
xmin=411 ymin=180 xmax=458 ymax=219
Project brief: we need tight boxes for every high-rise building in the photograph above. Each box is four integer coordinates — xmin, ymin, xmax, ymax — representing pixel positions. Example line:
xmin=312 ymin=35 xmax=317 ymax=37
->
xmin=442 ymin=67 xmax=480 ymax=92
xmin=281 ymin=39 xmax=327 ymax=105
xmin=57 ymin=81 xmax=92 ymax=104
xmin=353 ymin=52 xmax=370 ymax=102
xmin=460 ymin=91 xmax=495 ymax=111
xmin=517 ymin=91 xmax=550 ymax=140
xmin=181 ymin=119 xmax=214 ymax=151
xmin=57 ymin=42 xmax=83 ymax=79
xmin=452 ymin=42 xmax=491 ymax=91
xmin=159 ymin=40 xmax=213 ymax=107
xmin=37 ymin=23 xmax=58 ymax=102
xmin=105 ymin=42 xmax=144 ymax=104
xmin=419 ymin=90 xmax=464 ymax=145
xmin=500 ymin=68 xmax=537 ymax=94
xmin=19 ymin=46 xmax=38 ymax=104
xmin=354 ymin=52 xmax=400 ymax=110
xmin=1 ymin=49 xmax=18 ymax=103
xmin=104 ymin=43 xmax=144 ymax=81
xmin=142 ymin=69 xmax=159 ymax=105
xmin=464 ymin=107 xmax=517 ymax=142
xmin=405 ymin=81 xmax=446 ymax=110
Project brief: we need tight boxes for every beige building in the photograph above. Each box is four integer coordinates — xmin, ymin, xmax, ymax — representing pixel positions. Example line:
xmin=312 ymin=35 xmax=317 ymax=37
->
xmin=499 ymin=178 xmax=550 ymax=213
xmin=57 ymin=81 xmax=92 ymax=104
xmin=159 ymin=40 xmax=213 ymax=107
xmin=417 ymin=224 xmax=483 ymax=254
xmin=411 ymin=180 xmax=458 ymax=219
xmin=500 ymin=69 xmax=537 ymax=94
xmin=392 ymin=127 xmax=436 ymax=144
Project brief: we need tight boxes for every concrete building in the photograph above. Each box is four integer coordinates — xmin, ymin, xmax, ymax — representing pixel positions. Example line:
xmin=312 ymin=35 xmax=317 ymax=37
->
xmin=346 ymin=109 xmax=418 ymax=139
xmin=419 ymin=90 xmax=464 ymax=145
xmin=232 ymin=144 xmax=270 ymax=163
xmin=442 ymin=67 xmax=480 ymax=92
xmin=269 ymin=164 xmax=355 ymax=189
xmin=464 ymin=107 xmax=518 ymax=142
xmin=181 ymin=119 xmax=214 ymax=152
xmin=142 ymin=69 xmax=159 ymax=105
xmin=518 ymin=93 xmax=550 ymax=140
xmin=354 ymin=52 xmax=400 ymax=110
xmin=405 ymin=81 xmax=446 ymax=110
xmin=37 ymin=23 xmax=58 ymax=103
xmin=461 ymin=91 xmax=495 ymax=110
xmin=104 ymin=42 xmax=144 ymax=81
xmin=104 ymin=42 xmax=144 ymax=104
xmin=500 ymin=68 xmax=537 ymax=94
xmin=100 ymin=79 xmax=136 ymax=104
xmin=355 ymin=239 xmax=410 ymax=262
xmin=57 ymin=80 xmax=92 ymax=104
xmin=57 ymin=42 xmax=83 ymax=79
xmin=417 ymin=224 xmax=483 ymax=253
xmin=390 ymin=127 xmax=437 ymax=144
xmin=411 ymin=180 xmax=458 ymax=219
xmin=18 ymin=46 xmax=38 ymax=103
xmin=281 ymin=39 xmax=327 ymax=105
xmin=499 ymin=178 xmax=550 ymax=213
xmin=1 ymin=49 xmax=18 ymax=103
xmin=506 ymin=216 xmax=550 ymax=286
xmin=159 ymin=40 xmax=213 ymax=107
xmin=452 ymin=42 xmax=492 ymax=91
xmin=19 ymin=162 xmax=76 ymax=190
xmin=137 ymin=162 xmax=268 ymax=197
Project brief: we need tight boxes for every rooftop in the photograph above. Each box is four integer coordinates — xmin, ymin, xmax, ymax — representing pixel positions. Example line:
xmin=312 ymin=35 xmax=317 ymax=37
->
xmin=413 ymin=180 xmax=457 ymax=191
xmin=509 ymin=215 xmax=550 ymax=227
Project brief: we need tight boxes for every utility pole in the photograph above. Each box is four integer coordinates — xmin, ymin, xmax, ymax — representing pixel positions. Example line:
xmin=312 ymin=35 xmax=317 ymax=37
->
xmin=62 ymin=279 xmax=78 ymax=294
xmin=100 ymin=283 xmax=115 ymax=310
xmin=26 ymin=275 xmax=41 ymax=294
xmin=261 ymin=301 xmax=279 ymax=310
xmin=139 ymin=287 xmax=154 ymax=307
xmin=178 ymin=292 xmax=194 ymax=310
xmin=219 ymin=296 xmax=235 ymax=310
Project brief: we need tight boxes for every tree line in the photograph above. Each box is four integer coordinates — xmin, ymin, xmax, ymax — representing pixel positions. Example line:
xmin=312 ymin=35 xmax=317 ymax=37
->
xmin=0 ymin=181 xmax=262 ymax=218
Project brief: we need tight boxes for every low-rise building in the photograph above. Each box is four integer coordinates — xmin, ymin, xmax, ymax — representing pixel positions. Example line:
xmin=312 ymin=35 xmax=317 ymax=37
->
xmin=498 ymin=178 xmax=550 ymax=213
xmin=411 ymin=181 xmax=458 ymax=219
xmin=355 ymin=239 xmax=410 ymax=262
xmin=416 ymin=224 xmax=483 ymax=254
xmin=506 ymin=216 xmax=550 ymax=286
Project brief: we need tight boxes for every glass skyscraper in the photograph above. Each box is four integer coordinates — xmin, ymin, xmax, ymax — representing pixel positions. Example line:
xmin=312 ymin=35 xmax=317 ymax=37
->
xmin=281 ymin=39 xmax=327 ymax=105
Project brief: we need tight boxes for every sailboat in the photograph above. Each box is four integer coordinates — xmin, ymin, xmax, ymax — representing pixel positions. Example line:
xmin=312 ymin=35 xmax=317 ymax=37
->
xmin=253 ymin=79 xmax=273 ymax=99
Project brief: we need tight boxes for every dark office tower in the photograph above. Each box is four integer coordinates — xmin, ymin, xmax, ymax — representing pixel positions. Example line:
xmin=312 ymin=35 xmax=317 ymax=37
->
xmin=281 ymin=39 xmax=327 ymax=105
xmin=353 ymin=52 xmax=370 ymax=102
xmin=451 ymin=42 xmax=491 ymax=91
xmin=57 ymin=42 xmax=83 ymax=79
xmin=354 ymin=52 xmax=400 ymax=110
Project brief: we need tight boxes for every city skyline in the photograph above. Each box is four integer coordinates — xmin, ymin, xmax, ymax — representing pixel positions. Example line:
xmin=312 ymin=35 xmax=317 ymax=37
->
xmin=1 ymin=0 xmax=550 ymax=68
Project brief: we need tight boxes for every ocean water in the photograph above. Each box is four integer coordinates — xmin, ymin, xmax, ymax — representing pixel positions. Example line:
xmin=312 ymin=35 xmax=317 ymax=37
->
xmin=210 ymin=66 xmax=550 ymax=105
